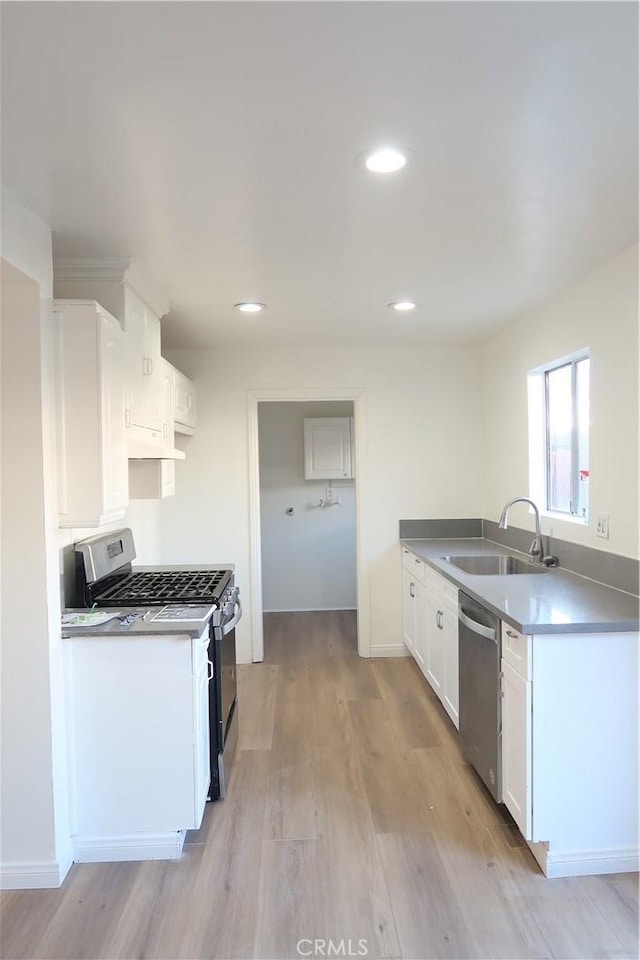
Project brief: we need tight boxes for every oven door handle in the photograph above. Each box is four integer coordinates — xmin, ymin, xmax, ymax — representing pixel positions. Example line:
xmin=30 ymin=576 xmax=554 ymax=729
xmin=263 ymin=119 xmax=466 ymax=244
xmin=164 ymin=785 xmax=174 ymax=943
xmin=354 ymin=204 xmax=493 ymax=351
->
xmin=221 ymin=599 xmax=243 ymax=635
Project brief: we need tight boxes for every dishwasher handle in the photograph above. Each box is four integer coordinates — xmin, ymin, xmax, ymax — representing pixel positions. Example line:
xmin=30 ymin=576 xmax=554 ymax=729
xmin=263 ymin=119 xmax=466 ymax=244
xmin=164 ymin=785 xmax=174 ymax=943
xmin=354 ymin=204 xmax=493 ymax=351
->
xmin=458 ymin=606 xmax=498 ymax=642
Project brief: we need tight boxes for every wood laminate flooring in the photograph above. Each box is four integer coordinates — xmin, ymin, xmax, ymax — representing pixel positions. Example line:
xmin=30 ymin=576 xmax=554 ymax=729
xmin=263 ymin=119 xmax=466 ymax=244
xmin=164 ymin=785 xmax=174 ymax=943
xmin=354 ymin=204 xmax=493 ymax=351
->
xmin=1 ymin=611 xmax=638 ymax=960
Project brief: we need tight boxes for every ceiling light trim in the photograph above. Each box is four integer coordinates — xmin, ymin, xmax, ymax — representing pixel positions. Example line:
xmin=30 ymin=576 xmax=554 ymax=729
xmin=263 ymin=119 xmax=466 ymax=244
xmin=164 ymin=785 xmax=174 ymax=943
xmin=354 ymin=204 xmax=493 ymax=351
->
xmin=388 ymin=300 xmax=417 ymax=312
xmin=235 ymin=302 xmax=267 ymax=313
xmin=364 ymin=147 xmax=409 ymax=173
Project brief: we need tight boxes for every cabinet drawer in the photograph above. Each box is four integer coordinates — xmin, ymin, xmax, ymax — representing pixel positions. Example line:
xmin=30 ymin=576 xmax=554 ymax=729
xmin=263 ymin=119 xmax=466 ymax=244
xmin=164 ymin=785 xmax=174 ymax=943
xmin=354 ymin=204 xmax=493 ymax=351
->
xmin=501 ymin=623 xmax=532 ymax=680
xmin=401 ymin=547 xmax=428 ymax=585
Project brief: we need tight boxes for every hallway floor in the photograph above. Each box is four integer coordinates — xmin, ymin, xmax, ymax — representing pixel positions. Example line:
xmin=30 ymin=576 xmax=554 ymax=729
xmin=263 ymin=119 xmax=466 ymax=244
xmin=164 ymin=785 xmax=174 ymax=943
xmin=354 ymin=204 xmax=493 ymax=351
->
xmin=1 ymin=611 xmax=637 ymax=959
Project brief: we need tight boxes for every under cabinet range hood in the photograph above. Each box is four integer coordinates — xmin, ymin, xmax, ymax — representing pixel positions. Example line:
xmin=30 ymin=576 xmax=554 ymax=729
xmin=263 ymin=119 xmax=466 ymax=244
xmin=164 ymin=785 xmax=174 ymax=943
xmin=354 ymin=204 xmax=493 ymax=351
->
xmin=127 ymin=437 xmax=186 ymax=460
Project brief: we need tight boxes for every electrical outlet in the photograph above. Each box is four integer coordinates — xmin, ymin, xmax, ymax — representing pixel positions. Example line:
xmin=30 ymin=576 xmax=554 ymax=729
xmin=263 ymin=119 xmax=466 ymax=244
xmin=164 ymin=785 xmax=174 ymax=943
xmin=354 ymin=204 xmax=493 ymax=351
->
xmin=596 ymin=513 xmax=609 ymax=539
xmin=325 ymin=486 xmax=334 ymax=501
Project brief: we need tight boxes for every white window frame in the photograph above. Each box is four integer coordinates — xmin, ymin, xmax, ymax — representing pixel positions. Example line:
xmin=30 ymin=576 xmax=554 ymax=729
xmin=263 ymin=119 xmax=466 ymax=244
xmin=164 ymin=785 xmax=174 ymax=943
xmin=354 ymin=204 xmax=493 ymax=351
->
xmin=528 ymin=349 xmax=590 ymax=524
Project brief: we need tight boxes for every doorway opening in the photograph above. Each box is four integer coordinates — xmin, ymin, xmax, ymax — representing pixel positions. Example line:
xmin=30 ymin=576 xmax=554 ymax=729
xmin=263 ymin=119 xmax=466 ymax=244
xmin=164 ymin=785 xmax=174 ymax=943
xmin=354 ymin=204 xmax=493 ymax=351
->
xmin=247 ymin=389 xmax=368 ymax=663
xmin=258 ymin=400 xmax=357 ymax=664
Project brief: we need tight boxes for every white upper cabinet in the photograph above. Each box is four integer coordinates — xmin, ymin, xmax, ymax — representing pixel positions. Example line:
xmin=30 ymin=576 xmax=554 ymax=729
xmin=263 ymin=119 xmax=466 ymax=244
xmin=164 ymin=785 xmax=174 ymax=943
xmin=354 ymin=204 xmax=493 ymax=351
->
xmin=124 ymin=308 xmax=185 ymax=460
xmin=53 ymin=258 xmax=186 ymax=462
xmin=303 ymin=417 xmax=354 ymax=480
xmin=174 ymin=365 xmax=197 ymax=435
xmin=164 ymin=360 xmax=197 ymax=435
xmin=123 ymin=284 xmax=163 ymax=440
xmin=128 ymin=359 xmax=180 ymax=499
xmin=55 ymin=300 xmax=128 ymax=527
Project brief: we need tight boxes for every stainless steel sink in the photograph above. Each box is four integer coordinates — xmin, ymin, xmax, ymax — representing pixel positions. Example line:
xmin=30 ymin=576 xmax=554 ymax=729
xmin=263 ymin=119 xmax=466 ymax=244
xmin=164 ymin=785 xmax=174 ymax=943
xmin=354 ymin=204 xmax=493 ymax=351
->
xmin=442 ymin=554 xmax=547 ymax=575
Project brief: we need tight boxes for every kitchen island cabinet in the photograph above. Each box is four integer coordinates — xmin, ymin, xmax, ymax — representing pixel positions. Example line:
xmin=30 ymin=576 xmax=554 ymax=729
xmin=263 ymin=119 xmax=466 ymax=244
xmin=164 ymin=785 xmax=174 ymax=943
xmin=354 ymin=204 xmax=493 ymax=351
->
xmin=64 ymin=626 xmax=211 ymax=862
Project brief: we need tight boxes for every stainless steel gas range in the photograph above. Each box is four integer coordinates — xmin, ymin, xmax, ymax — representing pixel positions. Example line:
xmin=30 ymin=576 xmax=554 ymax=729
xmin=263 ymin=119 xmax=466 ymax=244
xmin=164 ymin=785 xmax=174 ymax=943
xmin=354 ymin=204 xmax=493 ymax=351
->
xmin=74 ymin=528 xmax=241 ymax=800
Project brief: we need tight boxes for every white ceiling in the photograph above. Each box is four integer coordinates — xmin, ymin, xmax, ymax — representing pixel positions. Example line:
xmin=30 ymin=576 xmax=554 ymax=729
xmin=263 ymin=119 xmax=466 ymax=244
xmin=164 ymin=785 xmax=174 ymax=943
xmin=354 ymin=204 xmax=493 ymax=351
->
xmin=1 ymin=2 xmax=637 ymax=348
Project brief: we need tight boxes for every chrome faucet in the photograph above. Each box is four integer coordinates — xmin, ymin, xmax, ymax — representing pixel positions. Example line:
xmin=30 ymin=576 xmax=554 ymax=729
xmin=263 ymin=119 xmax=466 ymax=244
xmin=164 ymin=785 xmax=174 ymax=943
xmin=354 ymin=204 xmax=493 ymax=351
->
xmin=498 ymin=497 xmax=543 ymax=564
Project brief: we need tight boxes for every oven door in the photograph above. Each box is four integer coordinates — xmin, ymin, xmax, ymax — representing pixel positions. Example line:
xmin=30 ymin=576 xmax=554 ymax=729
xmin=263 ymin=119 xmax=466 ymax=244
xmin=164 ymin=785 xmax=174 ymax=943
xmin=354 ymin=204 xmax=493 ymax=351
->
xmin=208 ymin=598 xmax=241 ymax=800
xmin=220 ymin=607 xmax=239 ymax=742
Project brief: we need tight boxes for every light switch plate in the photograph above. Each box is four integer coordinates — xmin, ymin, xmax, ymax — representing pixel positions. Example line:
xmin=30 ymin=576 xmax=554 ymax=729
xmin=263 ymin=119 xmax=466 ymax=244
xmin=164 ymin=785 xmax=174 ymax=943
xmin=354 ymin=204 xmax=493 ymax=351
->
xmin=596 ymin=513 xmax=609 ymax=539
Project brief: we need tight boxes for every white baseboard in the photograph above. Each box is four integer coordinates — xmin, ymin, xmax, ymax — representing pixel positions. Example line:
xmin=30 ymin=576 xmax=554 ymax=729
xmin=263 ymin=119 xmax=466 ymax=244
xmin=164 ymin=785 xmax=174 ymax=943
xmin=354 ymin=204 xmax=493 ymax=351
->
xmin=263 ymin=607 xmax=357 ymax=613
xmin=528 ymin=842 xmax=639 ymax=878
xmin=369 ymin=644 xmax=410 ymax=658
xmin=0 ymin=858 xmax=69 ymax=890
xmin=72 ymin=830 xmax=187 ymax=863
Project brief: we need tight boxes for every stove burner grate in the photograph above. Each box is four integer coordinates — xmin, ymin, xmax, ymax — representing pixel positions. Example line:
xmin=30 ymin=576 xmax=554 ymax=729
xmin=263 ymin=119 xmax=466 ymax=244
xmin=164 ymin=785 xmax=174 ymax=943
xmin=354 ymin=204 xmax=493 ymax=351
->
xmin=93 ymin=569 xmax=230 ymax=605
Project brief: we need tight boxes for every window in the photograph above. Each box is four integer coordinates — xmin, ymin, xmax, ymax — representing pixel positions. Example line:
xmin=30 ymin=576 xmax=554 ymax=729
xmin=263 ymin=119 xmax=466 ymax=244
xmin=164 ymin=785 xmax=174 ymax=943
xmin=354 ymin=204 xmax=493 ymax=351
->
xmin=528 ymin=352 xmax=590 ymax=521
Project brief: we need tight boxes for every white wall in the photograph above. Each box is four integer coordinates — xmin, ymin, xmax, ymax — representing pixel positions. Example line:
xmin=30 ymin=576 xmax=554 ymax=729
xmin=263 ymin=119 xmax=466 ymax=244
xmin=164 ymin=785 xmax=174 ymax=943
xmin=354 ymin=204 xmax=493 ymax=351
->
xmin=481 ymin=244 xmax=639 ymax=559
xmin=259 ymin=401 xmax=356 ymax=612
xmin=0 ymin=184 xmax=73 ymax=886
xmin=161 ymin=345 xmax=485 ymax=661
xmin=1 ymin=269 xmax=59 ymax=873
xmin=0 ymin=185 xmax=165 ymax=888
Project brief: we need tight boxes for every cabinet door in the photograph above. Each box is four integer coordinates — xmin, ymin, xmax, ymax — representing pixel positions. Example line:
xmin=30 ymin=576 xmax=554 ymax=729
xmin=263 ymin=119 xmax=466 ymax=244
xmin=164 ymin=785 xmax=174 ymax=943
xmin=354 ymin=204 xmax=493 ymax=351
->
xmin=402 ymin=568 xmax=416 ymax=654
xmin=124 ymin=286 xmax=162 ymax=434
xmin=303 ymin=417 xmax=353 ymax=479
xmin=68 ymin=633 xmax=201 ymax=837
xmin=501 ymin=659 xmax=532 ymax=839
xmin=441 ymin=606 xmax=459 ymax=729
xmin=56 ymin=300 xmax=128 ymax=528
xmin=413 ymin=580 xmax=428 ymax=671
xmin=425 ymin=590 xmax=444 ymax=696
xmin=99 ymin=316 xmax=129 ymax=515
xmin=161 ymin=359 xmax=176 ymax=448
xmin=174 ymin=367 xmax=197 ymax=433
xmin=143 ymin=305 xmax=163 ymax=430
xmin=123 ymin=285 xmax=146 ymax=428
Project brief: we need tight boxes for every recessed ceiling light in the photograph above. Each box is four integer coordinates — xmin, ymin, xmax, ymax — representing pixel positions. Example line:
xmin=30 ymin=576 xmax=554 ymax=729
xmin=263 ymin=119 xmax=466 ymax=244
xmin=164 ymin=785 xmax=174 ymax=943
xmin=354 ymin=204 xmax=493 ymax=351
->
xmin=388 ymin=300 xmax=417 ymax=312
xmin=235 ymin=302 xmax=266 ymax=313
xmin=365 ymin=148 xmax=408 ymax=173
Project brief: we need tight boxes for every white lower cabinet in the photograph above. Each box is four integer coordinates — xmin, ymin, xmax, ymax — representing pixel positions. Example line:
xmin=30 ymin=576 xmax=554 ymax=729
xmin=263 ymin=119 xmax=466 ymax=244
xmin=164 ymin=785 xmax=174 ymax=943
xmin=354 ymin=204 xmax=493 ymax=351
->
xmin=65 ymin=628 xmax=211 ymax=862
xmin=401 ymin=546 xmax=459 ymax=729
xmin=500 ymin=623 xmax=639 ymax=877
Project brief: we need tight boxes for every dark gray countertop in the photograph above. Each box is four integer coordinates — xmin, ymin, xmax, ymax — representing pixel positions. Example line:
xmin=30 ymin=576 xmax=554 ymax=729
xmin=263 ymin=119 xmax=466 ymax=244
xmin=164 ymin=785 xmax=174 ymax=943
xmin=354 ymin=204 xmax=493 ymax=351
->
xmin=401 ymin=538 xmax=640 ymax=635
xmin=61 ymin=605 xmax=214 ymax=639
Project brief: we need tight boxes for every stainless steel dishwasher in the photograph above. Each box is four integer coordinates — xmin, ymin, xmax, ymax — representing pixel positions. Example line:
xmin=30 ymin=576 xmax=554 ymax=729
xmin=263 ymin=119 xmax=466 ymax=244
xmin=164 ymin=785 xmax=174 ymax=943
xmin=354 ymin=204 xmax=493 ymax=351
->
xmin=458 ymin=592 xmax=502 ymax=802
